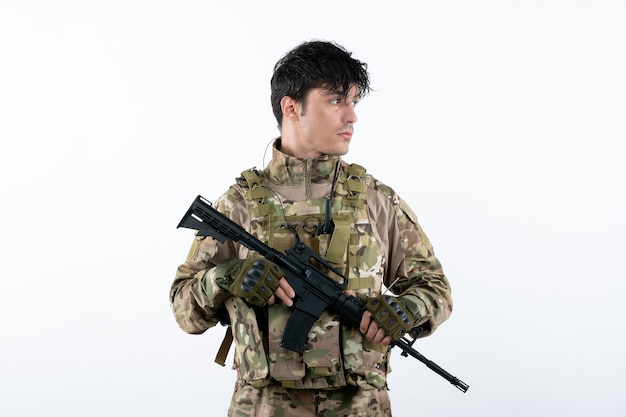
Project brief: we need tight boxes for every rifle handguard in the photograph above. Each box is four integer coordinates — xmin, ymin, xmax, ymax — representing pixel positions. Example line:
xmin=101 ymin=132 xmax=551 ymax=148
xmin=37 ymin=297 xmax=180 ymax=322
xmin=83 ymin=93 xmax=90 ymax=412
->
xmin=364 ymin=295 xmax=415 ymax=342
xmin=215 ymin=259 xmax=283 ymax=306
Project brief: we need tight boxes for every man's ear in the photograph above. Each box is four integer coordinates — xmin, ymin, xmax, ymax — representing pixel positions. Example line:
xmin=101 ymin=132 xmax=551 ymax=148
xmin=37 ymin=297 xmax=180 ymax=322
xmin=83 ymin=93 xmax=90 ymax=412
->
xmin=280 ymin=96 xmax=300 ymax=121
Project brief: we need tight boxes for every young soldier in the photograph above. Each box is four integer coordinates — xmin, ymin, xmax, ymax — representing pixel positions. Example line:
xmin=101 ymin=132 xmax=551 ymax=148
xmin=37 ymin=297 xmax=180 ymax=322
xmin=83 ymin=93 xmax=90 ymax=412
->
xmin=170 ymin=40 xmax=453 ymax=416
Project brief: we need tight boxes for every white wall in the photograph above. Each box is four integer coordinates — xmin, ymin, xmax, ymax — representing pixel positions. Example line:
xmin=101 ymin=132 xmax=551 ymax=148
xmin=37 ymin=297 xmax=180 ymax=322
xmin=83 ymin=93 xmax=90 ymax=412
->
xmin=1 ymin=1 xmax=624 ymax=416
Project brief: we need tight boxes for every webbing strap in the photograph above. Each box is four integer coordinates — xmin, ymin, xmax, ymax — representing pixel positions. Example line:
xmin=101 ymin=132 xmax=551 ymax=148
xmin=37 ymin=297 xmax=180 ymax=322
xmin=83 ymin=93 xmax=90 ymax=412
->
xmin=238 ymin=168 xmax=275 ymax=216
xmin=281 ymin=380 xmax=297 ymax=388
xmin=325 ymin=215 xmax=350 ymax=264
xmin=344 ymin=164 xmax=367 ymax=208
xmin=214 ymin=326 xmax=233 ymax=367
xmin=239 ymin=169 xmax=264 ymax=189
xmin=346 ymin=277 xmax=375 ymax=290
xmin=248 ymin=187 xmax=270 ymax=200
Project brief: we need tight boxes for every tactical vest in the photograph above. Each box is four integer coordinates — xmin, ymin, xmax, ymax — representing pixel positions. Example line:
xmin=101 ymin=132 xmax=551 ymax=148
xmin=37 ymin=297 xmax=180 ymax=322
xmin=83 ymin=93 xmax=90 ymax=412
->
xmin=218 ymin=163 xmax=391 ymax=390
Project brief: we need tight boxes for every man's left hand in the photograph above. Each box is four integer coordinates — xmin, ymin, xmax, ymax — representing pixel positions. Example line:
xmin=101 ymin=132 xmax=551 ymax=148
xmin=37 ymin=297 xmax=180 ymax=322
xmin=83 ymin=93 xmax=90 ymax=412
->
xmin=359 ymin=309 xmax=394 ymax=346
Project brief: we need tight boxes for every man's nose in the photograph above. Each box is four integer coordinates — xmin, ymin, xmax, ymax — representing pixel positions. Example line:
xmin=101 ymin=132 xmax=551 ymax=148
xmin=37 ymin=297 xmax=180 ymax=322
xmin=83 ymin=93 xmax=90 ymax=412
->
xmin=345 ymin=105 xmax=358 ymax=124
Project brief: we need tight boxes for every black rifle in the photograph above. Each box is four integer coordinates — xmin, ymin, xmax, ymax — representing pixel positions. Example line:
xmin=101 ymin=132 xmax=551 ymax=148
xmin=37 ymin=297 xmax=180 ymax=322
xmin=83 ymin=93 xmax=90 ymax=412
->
xmin=177 ymin=195 xmax=469 ymax=393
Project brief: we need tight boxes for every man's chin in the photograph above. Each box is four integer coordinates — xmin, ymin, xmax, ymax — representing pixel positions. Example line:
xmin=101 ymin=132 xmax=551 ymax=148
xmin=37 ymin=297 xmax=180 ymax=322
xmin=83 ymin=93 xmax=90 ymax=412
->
xmin=335 ymin=142 xmax=351 ymax=156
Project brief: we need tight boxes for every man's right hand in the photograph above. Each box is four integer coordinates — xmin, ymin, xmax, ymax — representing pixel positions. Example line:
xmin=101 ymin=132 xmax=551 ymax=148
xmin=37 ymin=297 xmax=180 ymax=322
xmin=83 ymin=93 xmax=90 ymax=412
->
xmin=215 ymin=258 xmax=294 ymax=307
xmin=268 ymin=277 xmax=295 ymax=307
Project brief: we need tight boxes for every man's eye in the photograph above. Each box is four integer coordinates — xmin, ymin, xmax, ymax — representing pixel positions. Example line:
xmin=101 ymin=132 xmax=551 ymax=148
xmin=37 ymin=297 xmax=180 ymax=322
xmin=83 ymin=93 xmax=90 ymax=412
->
xmin=331 ymin=97 xmax=358 ymax=107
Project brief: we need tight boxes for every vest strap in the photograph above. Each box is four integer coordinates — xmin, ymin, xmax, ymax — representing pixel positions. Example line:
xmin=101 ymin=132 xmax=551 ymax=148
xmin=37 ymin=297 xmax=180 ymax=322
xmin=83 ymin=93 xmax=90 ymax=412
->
xmin=346 ymin=277 xmax=376 ymax=290
xmin=214 ymin=326 xmax=233 ymax=366
xmin=325 ymin=215 xmax=351 ymax=264
xmin=343 ymin=164 xmax=367 ymax=208
xmin=238 ymin=168 xmax=275 ymax=216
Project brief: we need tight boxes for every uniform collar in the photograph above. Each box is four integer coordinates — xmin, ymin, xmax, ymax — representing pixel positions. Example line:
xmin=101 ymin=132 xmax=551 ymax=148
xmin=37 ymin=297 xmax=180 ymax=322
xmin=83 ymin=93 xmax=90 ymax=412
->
xmin=265 ymin=138 xmax=341 ymax=186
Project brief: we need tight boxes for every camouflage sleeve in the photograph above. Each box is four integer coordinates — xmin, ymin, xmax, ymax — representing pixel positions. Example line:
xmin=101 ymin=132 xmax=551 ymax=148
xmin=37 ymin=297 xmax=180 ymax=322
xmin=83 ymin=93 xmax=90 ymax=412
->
xmin=169 ymin=188 xmax=248 ymax=334
xmin=369 ymin=179 xmax=453 ymax=338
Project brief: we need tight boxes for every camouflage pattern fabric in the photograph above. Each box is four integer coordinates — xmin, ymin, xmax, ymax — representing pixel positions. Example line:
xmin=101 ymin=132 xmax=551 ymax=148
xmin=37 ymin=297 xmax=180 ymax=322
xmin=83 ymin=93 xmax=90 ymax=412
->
xmin=226 ymin=148 xmax=392 ymax=390
xmin=228 ymin=381 xmax=392 ymax=417
xmin=170 ymin=139 xmax=452 ymax=404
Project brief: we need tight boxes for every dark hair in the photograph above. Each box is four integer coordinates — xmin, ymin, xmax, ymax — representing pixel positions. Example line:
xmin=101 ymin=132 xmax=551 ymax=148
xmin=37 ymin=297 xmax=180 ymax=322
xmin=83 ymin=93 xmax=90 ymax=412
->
xmin=270 ymin=40 xmax=371 ymax=127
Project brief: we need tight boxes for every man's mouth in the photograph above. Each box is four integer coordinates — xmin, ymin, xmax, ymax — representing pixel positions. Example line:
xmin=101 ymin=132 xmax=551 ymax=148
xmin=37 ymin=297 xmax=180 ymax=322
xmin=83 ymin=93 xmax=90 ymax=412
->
xmin=338 ymin=129 xmax=353 ymax=139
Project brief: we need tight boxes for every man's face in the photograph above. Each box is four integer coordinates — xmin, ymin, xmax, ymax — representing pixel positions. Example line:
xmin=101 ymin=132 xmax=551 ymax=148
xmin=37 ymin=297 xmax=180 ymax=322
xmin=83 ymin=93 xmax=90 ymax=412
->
xmin=290 ymin=85 xmax=360 ymax=158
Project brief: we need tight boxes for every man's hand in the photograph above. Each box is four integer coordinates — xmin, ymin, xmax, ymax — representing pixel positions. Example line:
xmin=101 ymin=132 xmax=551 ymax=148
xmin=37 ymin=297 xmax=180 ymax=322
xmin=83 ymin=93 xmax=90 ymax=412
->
xmin=345 ymin=290 xmax=396 ymax=346
xmin=215 ymin=258 xmax=294 ymax=306
xmin=268 ymin=277 xmax=295 ymax=306
xmin=360 ymin=309 xmax=394 ymax=346
xmin=362 ymin=294 xmax=415 ymax=345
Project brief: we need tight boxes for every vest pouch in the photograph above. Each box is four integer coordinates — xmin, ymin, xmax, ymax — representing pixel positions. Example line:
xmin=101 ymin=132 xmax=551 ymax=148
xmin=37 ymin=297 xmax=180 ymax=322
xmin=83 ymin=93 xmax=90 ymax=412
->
xmin=342 ymin=326 xmax=390 ymax=389
xmin=268 ymin=305 xmax=349 ymax=389
xmin=225 ymin=297 xmax=271 ymax=387
xmin=267 ymin=303 xmax=306 ymax=383
xmin=301 ymin=311 xmax=347 ymax=388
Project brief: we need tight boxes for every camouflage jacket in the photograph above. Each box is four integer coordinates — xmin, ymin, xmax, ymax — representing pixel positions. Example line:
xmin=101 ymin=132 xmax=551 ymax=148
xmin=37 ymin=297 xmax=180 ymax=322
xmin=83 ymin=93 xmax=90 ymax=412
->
xmin=170 ymin=140 xmax=452 ymax=390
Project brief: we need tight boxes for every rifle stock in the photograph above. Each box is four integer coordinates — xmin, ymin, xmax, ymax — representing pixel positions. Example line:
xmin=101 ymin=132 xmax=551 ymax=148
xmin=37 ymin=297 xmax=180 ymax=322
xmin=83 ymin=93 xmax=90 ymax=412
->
xmin=177 ymin=195 xmax=469 ymax=392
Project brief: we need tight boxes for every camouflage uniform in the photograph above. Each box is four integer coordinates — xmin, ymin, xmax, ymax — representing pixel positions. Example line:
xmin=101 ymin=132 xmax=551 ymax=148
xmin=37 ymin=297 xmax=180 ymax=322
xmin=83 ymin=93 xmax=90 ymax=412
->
xmin=170 ymin=139 xmax=452 ymax=416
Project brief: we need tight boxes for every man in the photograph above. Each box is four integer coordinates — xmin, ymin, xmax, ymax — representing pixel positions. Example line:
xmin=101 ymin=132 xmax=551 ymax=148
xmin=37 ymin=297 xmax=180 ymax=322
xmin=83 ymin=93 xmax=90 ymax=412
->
xmin=170 ymin=40 xmax=453 ymax=416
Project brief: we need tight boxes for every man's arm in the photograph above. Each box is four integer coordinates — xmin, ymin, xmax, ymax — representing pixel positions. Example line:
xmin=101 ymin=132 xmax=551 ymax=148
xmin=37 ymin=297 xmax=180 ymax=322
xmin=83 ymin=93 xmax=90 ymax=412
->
xmin=370 ymin=180 xmax=453 ymax=338
xmin=169 ymin=190 xmax=246 ymax=334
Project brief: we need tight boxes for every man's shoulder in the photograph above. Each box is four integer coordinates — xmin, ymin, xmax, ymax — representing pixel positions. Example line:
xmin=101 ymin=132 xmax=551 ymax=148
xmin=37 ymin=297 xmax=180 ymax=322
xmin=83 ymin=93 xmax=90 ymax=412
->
xmin=354 ymin=166 xmax=396 ymax=203
xmin=358 ymin=167 xmax=419 ymax=224
xmin=212 ymin=171 xmax=252 ymax=211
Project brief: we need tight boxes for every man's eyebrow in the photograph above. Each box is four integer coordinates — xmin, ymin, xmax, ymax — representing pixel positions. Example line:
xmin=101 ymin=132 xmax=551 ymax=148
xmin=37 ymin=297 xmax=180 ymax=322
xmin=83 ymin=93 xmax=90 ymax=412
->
xmin=318 ymin=84 xmax=349 ymax=95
